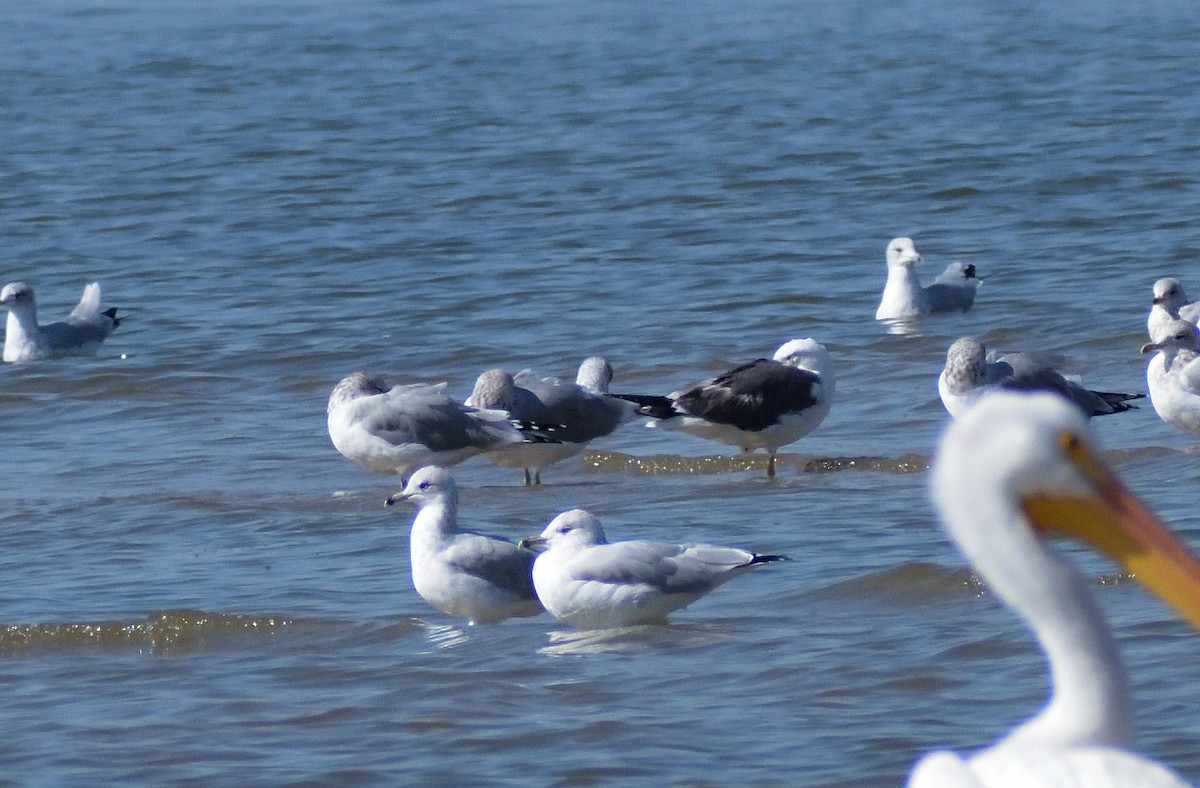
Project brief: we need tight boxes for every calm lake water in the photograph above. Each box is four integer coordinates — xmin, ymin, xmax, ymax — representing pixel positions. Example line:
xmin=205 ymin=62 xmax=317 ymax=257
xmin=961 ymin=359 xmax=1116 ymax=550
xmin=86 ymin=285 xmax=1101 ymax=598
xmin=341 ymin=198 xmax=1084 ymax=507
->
xmin=2 ymin=0 xmax=1200 ymax=784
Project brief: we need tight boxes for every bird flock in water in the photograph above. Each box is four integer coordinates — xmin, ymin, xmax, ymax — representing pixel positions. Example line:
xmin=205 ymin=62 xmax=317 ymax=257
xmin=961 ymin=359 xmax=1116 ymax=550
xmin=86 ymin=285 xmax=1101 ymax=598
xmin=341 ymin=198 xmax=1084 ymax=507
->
xmin=7 ymin=237 xmax=1200 ymax=785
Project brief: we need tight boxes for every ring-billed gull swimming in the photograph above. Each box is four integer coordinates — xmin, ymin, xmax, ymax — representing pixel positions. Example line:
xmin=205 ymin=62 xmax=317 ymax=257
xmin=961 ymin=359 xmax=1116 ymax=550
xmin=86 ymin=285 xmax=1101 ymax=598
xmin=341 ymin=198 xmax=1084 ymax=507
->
xmin=327 ymin=371 xmax=557 ymax=482
xmin=908 ymin=391 xmax=1200 ymax=787
xmin=1147 ymin=277 xmax=1200 ymax=343
xmin=615 ymin=338 xmax=834 ymax=477
xmin=1 ymin=281 xmax=121 ymax=362
xmin=385 ymin=466 xmax=542 ymax=625
xmin=1140 ymin=319 xmax=1200 ymax=436
xmin=875 ymin=237 xmax=982 ymax=320
xmin=519 ymin=508 xmax=785 ymax=629
xmin=938 ymin=337 xmax=1143 ymax=419
xmin=467 ymin=357 xmax=636 ymax=485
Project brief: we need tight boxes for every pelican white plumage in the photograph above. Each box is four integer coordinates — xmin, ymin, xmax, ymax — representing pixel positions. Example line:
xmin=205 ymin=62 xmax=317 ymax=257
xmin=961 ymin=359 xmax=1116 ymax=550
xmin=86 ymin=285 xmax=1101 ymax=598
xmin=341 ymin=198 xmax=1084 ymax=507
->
xmin=908 ymin=391 xmax=1200 ymax=787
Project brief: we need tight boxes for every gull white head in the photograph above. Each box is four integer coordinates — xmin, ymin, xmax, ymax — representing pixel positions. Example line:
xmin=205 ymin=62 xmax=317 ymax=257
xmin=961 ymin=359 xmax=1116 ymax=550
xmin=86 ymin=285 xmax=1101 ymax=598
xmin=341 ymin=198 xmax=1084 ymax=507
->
xmin=773 ymin=338 xmax=835 ymax=394
xmin=397 ymin=465 xmax=457 ymax=508
xmin=1151 ymin=277 xmax=1189 ymax=312
xmin=0 ymin=282 xmax=36 ymax=314
xmin=1142 ymin=318 xmax=1200 ymax=357
xmin=575 ymin=356 xmax=614 ymax=394
xmin=525 ymin=508 xmax=608 ymax=553
xmin=885 ymin=237 xmax=922 ymax=269
xmin=466 ymin=369 xmax=517 ymax=410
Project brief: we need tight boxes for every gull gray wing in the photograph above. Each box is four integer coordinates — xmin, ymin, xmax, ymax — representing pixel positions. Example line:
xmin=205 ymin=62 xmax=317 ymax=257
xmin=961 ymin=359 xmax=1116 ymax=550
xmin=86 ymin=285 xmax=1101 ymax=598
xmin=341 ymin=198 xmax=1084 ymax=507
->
xmin=444 ymin=534 xmax=539 ymax=600
xmin=569 ymin=540 xmax=759 ymax=595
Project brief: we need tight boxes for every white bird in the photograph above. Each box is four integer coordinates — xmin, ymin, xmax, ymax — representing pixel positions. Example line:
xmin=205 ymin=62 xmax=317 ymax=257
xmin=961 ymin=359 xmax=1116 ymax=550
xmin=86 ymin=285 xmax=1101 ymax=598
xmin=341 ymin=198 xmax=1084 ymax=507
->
xmin=907 ymin=391 xmax=1200 ymax=788
xmin=519 ymin=508 xmax=785 ymax=629
xmin=1140 ymin=319 xmax=1200 ymax=436
xmin=1147 ymin=277 xmax=1200 ymax=343
xmin=327 ymin=371 xmax=555 ymax=482
xmin=466 ymin=357 xmax=636 ymax=485
xmin=938 ymin=336 xmax=1143 ymax=419
xmin=875 ymin=237 xmax=982 ymax=320
xmin=385 ymin=466 xmax=542 ymax=625
xmin=1 ymin=281 xmax=121 ymax=362
xmin=616 ymin=338 xmax=835 ymax=477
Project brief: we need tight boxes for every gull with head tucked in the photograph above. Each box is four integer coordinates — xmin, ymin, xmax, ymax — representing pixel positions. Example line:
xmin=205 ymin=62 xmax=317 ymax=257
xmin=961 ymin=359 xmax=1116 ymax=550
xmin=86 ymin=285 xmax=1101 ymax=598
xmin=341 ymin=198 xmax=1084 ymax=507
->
xmin=938 ymin=336 xmax=1143 ymax=420
xmin=466 ymin=356 xmax=636 ymax=485
xmin=520 ymin=508 xmax=785 ymax=629
xmin=875 ymin=237 xmax=982 ymax=321
xmin=1 ymin=281 xmax=121 ymax=362
xmin=327 ymin=371 xmax=556 ymax=483
xmin=907 ymin=390 xmax=1200 ymax=787
xmin=615 ymin=338 xmax=835 ymax=477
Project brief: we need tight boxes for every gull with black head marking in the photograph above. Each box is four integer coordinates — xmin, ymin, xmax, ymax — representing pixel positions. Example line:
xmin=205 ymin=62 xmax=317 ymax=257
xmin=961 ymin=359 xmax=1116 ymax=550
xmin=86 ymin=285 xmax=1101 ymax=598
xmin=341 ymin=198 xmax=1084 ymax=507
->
xmin=938 ymin=336 xmax=1143 ymax=420
xmin=520 ymin=508 xmax=785 ymax=629
xmin=386 ymin=466 xmax=542 ymax=625
xmin=615 ymin=338 xmax=834 ymax=477
xmin=327 ymin=371 xmax=558 ymax=483
xmin=1 ymin=281 xmax=121 ymax=362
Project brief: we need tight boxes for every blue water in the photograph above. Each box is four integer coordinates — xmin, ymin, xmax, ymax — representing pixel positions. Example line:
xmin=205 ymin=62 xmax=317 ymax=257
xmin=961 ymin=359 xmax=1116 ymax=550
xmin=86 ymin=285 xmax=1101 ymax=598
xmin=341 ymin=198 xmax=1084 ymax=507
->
xmin=2 ymin=0 xmax=1199 ymax=784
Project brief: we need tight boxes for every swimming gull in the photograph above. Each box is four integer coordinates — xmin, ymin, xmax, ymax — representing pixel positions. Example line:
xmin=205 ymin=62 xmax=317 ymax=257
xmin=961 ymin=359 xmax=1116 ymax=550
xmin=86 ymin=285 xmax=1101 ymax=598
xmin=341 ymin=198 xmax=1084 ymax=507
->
xmin=908 ymin=391 xmax=1200 ymax=787
xmin=938 ymin=337 xmax=1143 ymax=420
xmin=519 ymin=508 xmax=785 ymax=629
xmin=875 ymin=237 xmax=982 ymax=320
xmin=385 ymin=466 xmax=542 ymax=625
xmin=1 ymin=281 xmax=121 ymax=362
xmin=1147 ymin=277 xmax=1200 ymax=343
xmin=615 ymin=338 xmax=835 ymax=477
xmin=327 ymin=371 xmax=556 ymax=482
xmin=467 ymin=357 xmax=637 ymax=485
xmin=1140 ymin=319 xmax=1200 ymax=436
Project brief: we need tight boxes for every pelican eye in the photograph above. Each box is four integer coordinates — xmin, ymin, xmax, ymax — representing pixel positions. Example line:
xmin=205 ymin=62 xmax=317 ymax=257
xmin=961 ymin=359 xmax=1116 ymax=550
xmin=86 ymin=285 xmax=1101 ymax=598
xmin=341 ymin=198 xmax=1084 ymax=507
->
xmin=1057 ymin=431 xmax=1083 ymax=456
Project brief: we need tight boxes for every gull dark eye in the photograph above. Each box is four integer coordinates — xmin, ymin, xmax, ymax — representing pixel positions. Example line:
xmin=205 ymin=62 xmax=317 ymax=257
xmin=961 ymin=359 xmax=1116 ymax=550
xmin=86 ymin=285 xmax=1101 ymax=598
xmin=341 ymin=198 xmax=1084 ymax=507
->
xmin=419 ymin=481 xmax=430 ymax=490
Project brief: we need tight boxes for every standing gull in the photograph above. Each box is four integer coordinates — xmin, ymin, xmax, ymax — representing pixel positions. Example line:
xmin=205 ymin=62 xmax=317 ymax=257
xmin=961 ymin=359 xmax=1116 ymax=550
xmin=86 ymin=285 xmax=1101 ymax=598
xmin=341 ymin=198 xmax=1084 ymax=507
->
xmin=1147 ymin=277 xmax=1200 ymax=343
xmin=907 ymin=391 xmax=1200 ymax=787
xmin=327 ymin=371 xmax=554 ymax=482
xmin=386 ymin=466 xmax=542 ymax=625
xmin=616 ymin=338 xmax=834 ymax=477
xmin=1140 ymin=319 xmax=1200 ymax=436
xmin=875 ymin=237 xmax=982 ymax=320
xmin=1 ymin=281 xmax=121 ymax=362
xmin=519 ymin=508 xmax=785 ymax=629
xmin=938 ymin=336 xmax=1143 ymax=419
xmin=467 ymin=357 xmax=636 ymax=485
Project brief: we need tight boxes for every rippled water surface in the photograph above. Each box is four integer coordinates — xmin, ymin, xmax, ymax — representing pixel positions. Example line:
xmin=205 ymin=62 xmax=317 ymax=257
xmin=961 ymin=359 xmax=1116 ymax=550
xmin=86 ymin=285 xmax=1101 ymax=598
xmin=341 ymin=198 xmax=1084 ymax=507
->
xmin=3 ymin=0 xmax=1200 ymax=784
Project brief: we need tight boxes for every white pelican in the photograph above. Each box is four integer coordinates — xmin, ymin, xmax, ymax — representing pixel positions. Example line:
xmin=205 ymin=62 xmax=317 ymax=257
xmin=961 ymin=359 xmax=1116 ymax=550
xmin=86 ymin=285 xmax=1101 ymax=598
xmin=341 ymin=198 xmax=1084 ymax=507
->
xmin=386 ymin=466 xmax=542 ymax=625
xmin=615 ymin=338 xmax=835 ymax=478
xmin=908 ymin=390 xmax=1200 ymax=787
xmin=519 ymin=508 xmax=785 ymax=629
xmin=327 ymin=371 xmax=557 ymax=482
xmin=875 ymin=237 xmax=982 ymax=320
xmin=1 ymin=281 xmax=121 ymax=362
xmin=1147 ymin=277 xmax=1200 ymax=343
xmin=938 ymin=336 xmax=1143 ymax=419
